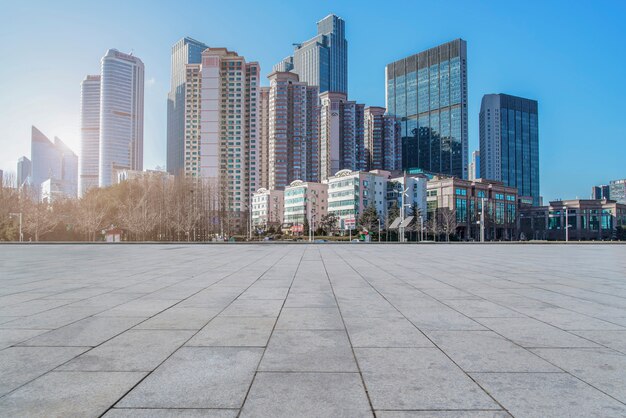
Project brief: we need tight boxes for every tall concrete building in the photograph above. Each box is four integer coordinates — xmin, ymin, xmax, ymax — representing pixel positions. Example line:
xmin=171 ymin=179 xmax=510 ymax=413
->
xmin=468 ymin=150 xmax=480 ymax=181
xmin=17 ymin=156 xmax=31 ymax=188
xmin=195 ymin=48 xmax=260 ymax=216
xmin=267 ymin=71 xmax=320 ymax=190
xmin=364 ymin=107 xmax=401 ymax=172
xmin=610 ymin=179 xmax=626 ymax=204
xmin=480 ymin=94 xmax=539 ymax=205
xmin=258 ymin=87 xmax=270 ymax=190
xmin=79 ymin=75 xmax=101 ymax=196
xmin=278 ymin=14 xmax=347 ymax=94
xmin=30 ymin=126 xmax=78 ymax=198
xmin=99 ymin=49 xmax=144 ymax=187
xmin=167 ymin=37 xmax=208 ymax=176
xmin=386 ymin=39 xmax=468 ymax=179
xmin=591 ymin=184 xmax=610 ymax=200
xmin=319 ymin=92 xmax=364 ymax=181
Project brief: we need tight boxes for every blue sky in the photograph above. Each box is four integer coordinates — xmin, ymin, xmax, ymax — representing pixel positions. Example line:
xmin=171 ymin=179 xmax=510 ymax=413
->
xmin=1 ymin=0 xmax=624 ymax=201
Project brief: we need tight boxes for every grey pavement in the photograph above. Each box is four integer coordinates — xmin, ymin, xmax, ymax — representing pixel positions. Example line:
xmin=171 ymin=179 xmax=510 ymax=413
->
xmin=0 ymin=243 xmax=625 ymax=417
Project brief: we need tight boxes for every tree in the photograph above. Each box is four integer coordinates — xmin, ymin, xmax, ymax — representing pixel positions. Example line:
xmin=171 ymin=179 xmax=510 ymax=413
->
xmin=426 ymin=215 xmax=440 ymax=241
xmin=319 ymin=213 xmax=338 ymax=235
xmin=358 ymin=204 xmax=380 ymax=234
xmin=409 ymin=201 xmax=422 ymax=241
xmin=75 ymin=190 xmax=109 ymax=241
xmin=439 ymin=208 xmax=458 ymax=242
xmin=21 ymin=198 xmax=59 ymax=242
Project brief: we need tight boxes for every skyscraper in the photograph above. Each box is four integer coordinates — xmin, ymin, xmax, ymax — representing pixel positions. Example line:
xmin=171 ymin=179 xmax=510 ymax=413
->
xmin=609 ymin=179 xmax=626 ymax=204
xmin=79 ymin=75 xmax=101 ymax=196
xmin=30 ymin=126 xmax=78 ymax=198
xmin=468 ymin=150 xmax=480 ymax=181
xmin=277 ymin=14 xmax=347 ymax=94
xmin=480 ymin=94 xmax=540 ymax=205
xmin=591 ymin=185 xmax=610 ymax=200
xmin=258 ymin=87 xmax=270 ymax=190
xmin=267 ymin=71 xmax=320 ymax=190
xmin=319 ymin=92 xmax=364 ymax=181
xmin=17 ymin=156 xmax=31 ymax=188
xmin=364 ymin=106 xmax=401 ymax=172
xmin=99 ymin=49 xmax=144 ymax=187
xmin=386 ymin=39 xmax=468 ymax=179
xmin=167 ymin=37 xmax=208 ymax=176
xmin=196 ymin=48 xmax=260 ymax=216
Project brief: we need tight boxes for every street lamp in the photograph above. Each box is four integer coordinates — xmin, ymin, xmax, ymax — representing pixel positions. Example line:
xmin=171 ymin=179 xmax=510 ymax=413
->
xmin=377 ymin=218 xmax=381 ymax=243
xmin=9 ymin=213 xmax=22 ymax=242
xmin=563 ymin=205 xmax=570 ymax=243
xmin=419 ymin=215 xmax=424 ymax=242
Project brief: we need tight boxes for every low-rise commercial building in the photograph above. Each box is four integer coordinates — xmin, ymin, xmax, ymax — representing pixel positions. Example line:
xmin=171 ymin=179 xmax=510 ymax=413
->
xmin=520 ymin=199 xmax=626 ymax=241
xmin=283 ymin=180 xmax=328 ymax=233
xmin=252 ymin=188 xmax=284 ymax=228
xmin=326 ymin=169 xmax=389 ymax=231
xmin=427 ymin=176 xmax=518 ymax=240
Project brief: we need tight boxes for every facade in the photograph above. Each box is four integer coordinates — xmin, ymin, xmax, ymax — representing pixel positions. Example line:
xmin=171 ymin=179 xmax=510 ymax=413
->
xmin=17 ymin=156 xmax=31 ymax=188
xmin=387 ymin=174 xmax=428 ymax=219
xmin=258 ymin=87 xmax=270 ymax=189
xmin=182 ymin=64 xmax=202 ymax=177
xmin=326 ymin=169 xmax=389 ymax=231
xmin=99 ymin=49 xmax=144 ymax=187
xmin=609 ymin=179 xmax=626 ymax=204
xmin=197 ymin=48 xmax=260 ymax=218
xmin=283 ymin=180 xmax=328 ymax=230
xmin=30 ymin=127 xmax=78 ymax=199
xmin=115 ymin=169 xmax=174 ymax=184
xmin=267 ymin=71 xmax=320 ymax=190
xmin=386 ymin=39 xmax=468 ymax=179
xmin=364 ymin=107 xmax=401 ymax=172
xmin=591 ymin=185 xmax=610 ymax=200
xmin=79 ymin=75 xmax=101 ymax=196
xmin=278 ymin=14 xmax=347 ymax=94
xmin=427 ymin=176 xmax=518 ymax=240
xmin=520 ymin=199 xmax=626 ymax=241
xmin=468 ymin=150 xmax=480 ymax=181
xmin=251 ymin=188 xmax=284 ymax=227
xmin=167 ymin=37 xmax=208 ymax=176
xmin=480 ymin=94 xmax=540 ymax=205
xmin=319 ymin=92 xmax=365 ymax=181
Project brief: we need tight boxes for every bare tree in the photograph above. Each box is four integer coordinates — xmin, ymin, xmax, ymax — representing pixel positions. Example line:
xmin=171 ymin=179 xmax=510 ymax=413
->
xmin=21 ymin=196 xmax=59 ymax=241
xmin=75 ymin=190 xmax=109 ymax=241
xmin=439 ymin=208 xmax=458 ymax=242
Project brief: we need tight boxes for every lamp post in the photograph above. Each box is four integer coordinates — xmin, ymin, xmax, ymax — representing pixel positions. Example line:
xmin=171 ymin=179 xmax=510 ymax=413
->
xmin=378 ymin=218 xmax=381 ymax=243
xmin=419 ymin=215 xmax=424 ymax=242
xmin=564 ymin=205 xmax=569 ymax=243
xmin=479 ymin=198 xmax=486 ymax=243
xmin=9 ymin=213 xmax=22 ymax=242
xmin=399 ymin=183 xmax=409 ymax=243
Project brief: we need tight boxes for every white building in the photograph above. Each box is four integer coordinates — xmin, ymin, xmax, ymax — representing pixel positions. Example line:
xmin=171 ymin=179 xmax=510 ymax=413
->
xmin=252 ymin=188 xmax=284 ymax=227
xmin=327 ymin=169 xmax=389 ymax=231
xmin=196 ymin=48 xmax=260 ymax=218
xmin=387 ymin=174 xmax=428 ymax=220
xmin=30 ymin=126 xmax=78 ymax=199
xmin=99 ymin=49 xmax=144 ymax=187
xmin=79 ymin=75 xmax=101 ymax=196
xmin=283 ymin=180 xmax=328 ymax=233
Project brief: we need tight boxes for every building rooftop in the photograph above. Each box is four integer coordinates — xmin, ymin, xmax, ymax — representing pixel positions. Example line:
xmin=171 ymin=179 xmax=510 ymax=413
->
xmin=1 ymin=244 xmax=625 ymax=416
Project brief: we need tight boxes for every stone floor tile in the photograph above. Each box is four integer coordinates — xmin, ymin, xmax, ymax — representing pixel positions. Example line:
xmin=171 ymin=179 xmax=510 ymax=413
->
xmin=275 ymin=307 xmax=343 ymax=330
xmin=187 ymin=316 xmax=275 ymax=347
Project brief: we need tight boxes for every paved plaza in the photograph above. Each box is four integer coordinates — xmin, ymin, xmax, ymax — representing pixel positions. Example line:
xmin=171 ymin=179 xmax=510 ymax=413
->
xmin=1 ymin=244 xmax=626 ymax=417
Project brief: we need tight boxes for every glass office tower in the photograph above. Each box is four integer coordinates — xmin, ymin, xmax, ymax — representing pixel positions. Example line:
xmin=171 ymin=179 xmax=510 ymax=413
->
xmin=385 ymin=39 xmax=468 ymax=179
xmin=479 ymin=94 xmax=540 ymax=206
xmin=167 ymin=37 xmax=208 ymax=176
xmin=278 ymin=14 xmax=348 ymax=94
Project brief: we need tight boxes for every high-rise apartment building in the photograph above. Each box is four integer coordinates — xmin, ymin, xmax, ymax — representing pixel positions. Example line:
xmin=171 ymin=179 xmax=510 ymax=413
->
xmin=610 ymin=179 xmax=626 ymax=204
xmin=277 ymin=14 xmax=347 ymax=94
xmin=480 ymin=94 xmax=539 ymax=205
xmin=99 ymin=49 xmax=144 ymax=187
xmin=79 ymin=75 xmax=101 ymax=196
xmin=468 ymin=150 xmax=480 ymax=181
xmin=319 ymin=92 xmax=364 ymax=181
xmin=258 ymin=87 xmax=270 ymax=190
xmin=267 ymin=71 xmax=320 ymax=190
xmin=364 ymin=107 xmax=401 ymax=172
xmin=167 ymin=37 xmax=208 ymax=176
xmin=386 ymin=39 xmax=468 ymax=179
xmin=196 ymin=48 xmax=260 ymax=216
xmin=17 ymin=156 xmax=31 ymax=188
xmin=30 ymin=126 xmax=78 ymax=198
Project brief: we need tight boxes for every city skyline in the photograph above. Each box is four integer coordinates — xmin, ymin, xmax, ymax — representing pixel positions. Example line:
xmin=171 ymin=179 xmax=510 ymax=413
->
xmin=1 ymin=1 xmax=625 ymax=202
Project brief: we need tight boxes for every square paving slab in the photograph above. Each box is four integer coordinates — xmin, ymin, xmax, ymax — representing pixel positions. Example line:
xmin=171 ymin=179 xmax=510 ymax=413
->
xmin=0 ymin=243 xmax=625 ymax=417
